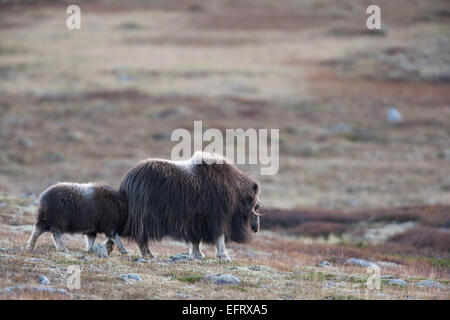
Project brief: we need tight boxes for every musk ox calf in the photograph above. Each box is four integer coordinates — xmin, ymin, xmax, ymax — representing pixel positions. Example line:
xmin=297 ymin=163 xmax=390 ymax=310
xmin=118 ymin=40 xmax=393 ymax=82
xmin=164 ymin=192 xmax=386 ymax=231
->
xmin=27 ymin=182 xmax=128 ymax=255
xmin=119 ymin=151 xmax=262 ymax=261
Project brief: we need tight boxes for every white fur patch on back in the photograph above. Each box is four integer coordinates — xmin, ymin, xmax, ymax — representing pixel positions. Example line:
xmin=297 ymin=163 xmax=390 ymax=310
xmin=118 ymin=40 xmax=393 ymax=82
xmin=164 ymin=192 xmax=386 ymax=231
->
xmin=145 ymin=152 xmax=230 ymax=174
xmin=58 ymin=182 xmax=95 ymax=198
xmin=190 ymin=151 xmax=228 ymax=165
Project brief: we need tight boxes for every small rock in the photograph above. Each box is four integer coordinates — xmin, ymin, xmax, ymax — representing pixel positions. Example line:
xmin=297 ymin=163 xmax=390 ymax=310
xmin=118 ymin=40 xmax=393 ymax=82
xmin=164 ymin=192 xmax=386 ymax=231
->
xmin=19 ymin=137 xmax=34 ymax=148
xmin=345 ymin=258 xmax=378 ymax=268
xmin=38 ymin=275 xmax=50 ymax=285
xmin=416 ymin=280 xmax=443 ymax=289
xmin=327 ymin=123 xmax=352 ymax=134
xmin=90 ymin=244 xmax=108 ymax=258
xmin=152 ymin=133 xmax=171 ymax=141
xmin=2 ymin=285 xmax=69 ymax=297
xmin=324 ymin=283 xmax=335 ymax=288
xmin=120 ymin=274 xmax=142 ymax=283
xmin=169 ymin=253 xmax=193 ymax=262
xmin=377 ymin=261 xmax=403 ymax=268
xmin=387 ymin=279 xmax=407 ymax=286
xmin=248 ymin=265 xmax=276 ymax=272
xmin=319 ymin=261 xmax=332 ymax=268
xmin=386 ymin=107 xmax=403 ymax=124
xmin=154 ymin=109 xmax=180 ymax=119
xmin=438 ymin=149 xmax=450 ymax=161
xmin=117 ymin=74 xmax=132 ymax=83
xmin=134 ymin=258 xmax=148 ymax=264
xmin=204 ymin=274 xmax=241 ymax=285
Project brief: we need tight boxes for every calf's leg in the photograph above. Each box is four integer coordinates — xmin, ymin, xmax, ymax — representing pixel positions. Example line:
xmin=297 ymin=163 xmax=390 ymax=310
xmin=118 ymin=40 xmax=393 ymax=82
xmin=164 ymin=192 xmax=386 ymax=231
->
xmin=26 ymin=225 xmax=45 ymax=252
xmin=103 ymin=238 xmax=115 ymax=256
xmin=107 ymin=234 xmax=128 ymax=255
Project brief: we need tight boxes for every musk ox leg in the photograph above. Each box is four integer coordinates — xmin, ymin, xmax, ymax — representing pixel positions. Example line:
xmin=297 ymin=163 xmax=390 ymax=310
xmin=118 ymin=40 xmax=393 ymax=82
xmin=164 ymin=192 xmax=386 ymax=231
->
xmin=137 ymin=242 xmax=155 ymax=259
xmin=85 ymin=233 xmax=96 ymax=252
xmin=216 ymin=234 xmax=232 ymax=262
xmin=51 ymin=230 xmax=69 ymax=253
xmin=109 ymin=234 xmax=128 ymax=255
xmin=189 ymin=242 xmax=204 ymax=259
xmin=26 ymin=225 xmax=45 ymax=252
xmin=103 ymin=238 xmax=115 ymax=256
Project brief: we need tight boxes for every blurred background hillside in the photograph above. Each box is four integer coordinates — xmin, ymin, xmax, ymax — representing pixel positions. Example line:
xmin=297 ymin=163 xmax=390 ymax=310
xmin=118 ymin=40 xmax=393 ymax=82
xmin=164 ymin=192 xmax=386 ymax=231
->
xmin=0 ymin=0 xmax=449 ymax=210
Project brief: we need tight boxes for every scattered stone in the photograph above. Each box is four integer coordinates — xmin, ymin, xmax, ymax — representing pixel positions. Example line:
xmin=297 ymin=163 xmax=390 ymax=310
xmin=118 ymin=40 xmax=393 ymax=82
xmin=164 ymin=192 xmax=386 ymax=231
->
xmin=327 ymin=123 xmax=352 ymax=134
xmin=152 ymin=133 xmax=171 ymax=141
xmin=248 ymin=265 xmax=276 ymax=272
xmin=319 ymin=261 xmax=332 ymax=268
xmin=438 ymin=149 xmax=450 ymax=161
xmin=345 ymin=258 xmax=378 ymax=268
xmin=204 ymin=274 xmax=241 ymax=285
xmin=377 ymin=261 xmax=403 ymax=268
xmin=134 ymin=257 xmax=148 ymax=264
xmin=38 ymin=275 xmax=50 ymax=285
xmin=90 ymin=244 xmax=108 ymax=258
xmin=416 ymin=280 xmax=444 ymax=289
xmin=2 ymin=285 xmax=70 ymax=297
xmin=324 ymin=283 xmax=335 ymax=288
xmin=387 ymin=279 xmax=407 ymax=286
xmin=169 ymin=253 xmax=193 ymax=262
xmin=19 ymin=137 xmax=33 ymax=148
xmin=120 ymin=274 xmax=142 ymax=283
xmin=0 ymin=203 xmax=7 ymax=208
xmin=386 ymin=107 xmax=403 ymax=124
xmin=154 ymin=109 xmax=180 ymax=119
xmin=62 ymin=131 xmax=84 ymax=142
xmin=44 ymin=152 xmax=64 ymax=163
xmin=117 ymin=73 xmax=132 ymax=83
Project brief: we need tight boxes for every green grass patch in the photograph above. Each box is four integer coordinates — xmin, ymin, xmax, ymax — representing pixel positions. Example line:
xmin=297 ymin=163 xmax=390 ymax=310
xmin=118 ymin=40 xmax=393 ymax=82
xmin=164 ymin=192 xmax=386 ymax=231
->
xmin=165 ymin=271 xmax=204 ymax=284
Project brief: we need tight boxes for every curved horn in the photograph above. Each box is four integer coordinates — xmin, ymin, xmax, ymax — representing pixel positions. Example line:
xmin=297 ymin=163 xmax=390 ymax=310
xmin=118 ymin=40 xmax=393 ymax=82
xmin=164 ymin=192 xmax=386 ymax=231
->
xmin=253 ymin=208 xmax=267 ymax=216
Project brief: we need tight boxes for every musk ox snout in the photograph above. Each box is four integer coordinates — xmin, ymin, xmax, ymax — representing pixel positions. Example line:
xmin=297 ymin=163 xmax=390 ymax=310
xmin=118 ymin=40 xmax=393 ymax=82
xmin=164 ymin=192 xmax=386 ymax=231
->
xmin=250 ymin=215 xmax=260 ymax=233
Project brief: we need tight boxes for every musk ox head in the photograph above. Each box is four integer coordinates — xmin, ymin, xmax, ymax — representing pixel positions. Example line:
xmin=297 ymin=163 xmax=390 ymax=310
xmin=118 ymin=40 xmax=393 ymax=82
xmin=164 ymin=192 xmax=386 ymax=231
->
xmin=230 ymin=175 xmax=264 ymax=240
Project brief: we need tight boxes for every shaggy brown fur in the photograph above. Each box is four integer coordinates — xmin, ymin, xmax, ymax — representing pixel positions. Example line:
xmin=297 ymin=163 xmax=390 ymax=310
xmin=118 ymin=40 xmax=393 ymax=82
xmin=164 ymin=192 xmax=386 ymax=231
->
xmin=119 ymin=152 xmax=261 ymax=259
xmin=26 ymin=182 xmax=128 ymax=255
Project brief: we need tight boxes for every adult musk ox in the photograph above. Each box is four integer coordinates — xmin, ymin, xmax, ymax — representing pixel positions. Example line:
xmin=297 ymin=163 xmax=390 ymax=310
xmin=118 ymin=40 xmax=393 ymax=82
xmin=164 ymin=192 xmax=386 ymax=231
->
xmin=27 ymin=182 xmax=128 ymax=255
xmin=120 ymin=151 xmax=262 ymax=261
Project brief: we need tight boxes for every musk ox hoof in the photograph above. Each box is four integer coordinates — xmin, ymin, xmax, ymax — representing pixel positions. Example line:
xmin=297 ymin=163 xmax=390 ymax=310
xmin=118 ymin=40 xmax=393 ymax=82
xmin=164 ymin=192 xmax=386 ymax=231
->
xmin=192 ymin=253 xmax=205 ymax=260
xmin=216 ymin=253 xmax=232 ymax=262
xmin=26 ymin=245 xmax=34 ymax=253
xmin=104 ymin=241 xmax=114 ymax=256
xmin=58 ymin=248 xmax=70 ymax=254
